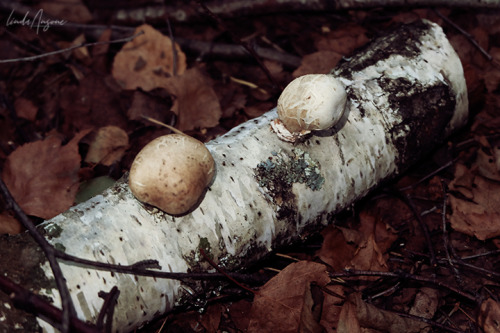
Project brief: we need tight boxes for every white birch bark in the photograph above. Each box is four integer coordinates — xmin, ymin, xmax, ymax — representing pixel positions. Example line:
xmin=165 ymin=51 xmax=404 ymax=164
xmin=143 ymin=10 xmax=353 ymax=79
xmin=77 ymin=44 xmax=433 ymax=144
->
xmin=1 ymin=20 xmax=468 ymax=332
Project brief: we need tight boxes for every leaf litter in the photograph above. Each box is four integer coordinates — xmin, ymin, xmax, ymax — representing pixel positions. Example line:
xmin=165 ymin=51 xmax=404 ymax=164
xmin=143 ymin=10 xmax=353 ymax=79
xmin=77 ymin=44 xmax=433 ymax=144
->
xmin=1 ymin=4 xmax=500 ymax=333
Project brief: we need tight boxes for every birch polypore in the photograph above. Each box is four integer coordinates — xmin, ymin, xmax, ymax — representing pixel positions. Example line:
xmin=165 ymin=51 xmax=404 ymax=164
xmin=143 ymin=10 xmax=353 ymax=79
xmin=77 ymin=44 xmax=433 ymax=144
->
xmin=273 ymin=74 xmax=348 ymax=142
xmin=128 ymin=134 xmax=215 ymax=215
xmin=0 ymin=20 xmax=468 ymax=332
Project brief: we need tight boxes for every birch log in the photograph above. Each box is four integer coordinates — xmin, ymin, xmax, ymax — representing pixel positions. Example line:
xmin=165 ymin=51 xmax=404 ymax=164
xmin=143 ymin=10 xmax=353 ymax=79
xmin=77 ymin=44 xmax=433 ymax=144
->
xmin=0 ymin=20 xmax=468 ymax=332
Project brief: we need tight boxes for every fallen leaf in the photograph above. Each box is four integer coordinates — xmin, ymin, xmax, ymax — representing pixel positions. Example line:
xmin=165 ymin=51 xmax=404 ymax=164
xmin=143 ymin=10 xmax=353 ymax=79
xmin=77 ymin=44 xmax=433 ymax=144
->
xmin=228 ymin=299 xmax=252 ymax=331
xmin=449 ymin=166 xmax=500 ymax=240
xmin=199 ymin=303 xmax=223 ymax=332
xmin=0 ymin=213 xmax=23 ymax=235
xmin=163 ymin=67 xmax=222 ymax=131
xmin=14 ymin=97 xmax=38 ymax=121
xmin=84 ymin=126 xmax=129 ymax=166
xmin=2 ymin=130 xmax=90 ymax=219
xmin=358 ymin=210 xmax=398 ymax=255
xmin=126 ymin=90 xmax=173 ymax=124
xmin=315 ymin=24 xmax=369 ymax=56
xmin=316 ymin=225 xmax=357 ymax=271
xmin=299 ymin=283 xmax=324 ymax=333
xmin=348 ymin=233 xmax=388 ymax=273
xmin=409 ymin=287 xmax=439 ymax=320
xmin=244 ymin=102 xmax=274 ymax=119
xmin=247 ymin=261 xmax=330 ymax=333
xmin=339 ymin=293 xmax=429 ymax=333
xmin=59 ymin=73 xmax=128 ymax=136
xmin=293 ymin=51 xmax=342 ymax=77
xmin=479 ymin=298 xmax=500 ymax=333
xmin=112 ymin=24 xmax=187 ymax=91
xmin=319 ymin=285 xmax=345 ymax=333
xmin=337 ymin=294 xmax=361 ymax=333
xmin=92 ymin=28 xmax=112 ymax=71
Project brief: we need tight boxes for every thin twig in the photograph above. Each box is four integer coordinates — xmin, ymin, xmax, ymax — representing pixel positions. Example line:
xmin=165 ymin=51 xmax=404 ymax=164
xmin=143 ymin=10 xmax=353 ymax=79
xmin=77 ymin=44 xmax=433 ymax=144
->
xmin=329 ymin=269 xmax=477 ymax=303
xmin=0 ymin=31 xmax=144 ymax=63
xmin=394 ymin=311 xmax=466 ymax=333
xmin=196 ymin=0 xmax=281 ymax=90
xmin=199 ymin=248 xmax=257 ymax=295
xmin=399 ymin=159 xmax=454 ymax=191
xmin=96 ymin=286 xmax=120 ymax=333
xmin=441 ymin=181 xmax=464 ymax=286
xmin=0 ymin=275 xmax=99 ymax=333
xmin=433 ymin=9 xmax=492 ymax=61
xmin=165 ymin=14 xmax=178 ymax=76
xmin=392 ymin=190 xmax=437 ymax=269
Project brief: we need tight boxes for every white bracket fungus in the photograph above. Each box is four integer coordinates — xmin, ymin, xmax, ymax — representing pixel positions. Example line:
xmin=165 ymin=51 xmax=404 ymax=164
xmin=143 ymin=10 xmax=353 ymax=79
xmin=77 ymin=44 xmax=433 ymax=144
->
xmin=272 ymin=74 xmax=348 ymax=142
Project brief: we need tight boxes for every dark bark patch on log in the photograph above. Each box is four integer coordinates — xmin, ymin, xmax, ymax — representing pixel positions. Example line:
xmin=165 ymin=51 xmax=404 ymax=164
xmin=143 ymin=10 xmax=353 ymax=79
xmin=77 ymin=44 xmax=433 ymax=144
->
xmin=383 ymin=77 xmax=455 ymax=167
xmin=335 ymin=20 xmax=431 ymax=77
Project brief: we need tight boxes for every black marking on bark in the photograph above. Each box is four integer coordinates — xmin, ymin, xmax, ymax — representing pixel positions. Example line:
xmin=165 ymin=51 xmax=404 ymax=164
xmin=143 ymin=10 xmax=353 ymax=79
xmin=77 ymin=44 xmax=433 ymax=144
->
xmin=382 ymin=77 xmax=455 ymax=168
xmin=335 ymin=20 xmax=430 ymax=79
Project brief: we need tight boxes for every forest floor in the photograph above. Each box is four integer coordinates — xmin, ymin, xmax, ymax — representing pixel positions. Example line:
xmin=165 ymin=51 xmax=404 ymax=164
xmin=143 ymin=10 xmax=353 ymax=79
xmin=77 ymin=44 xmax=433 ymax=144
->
xmin=1 ymin=1 xmax=500 ymax=332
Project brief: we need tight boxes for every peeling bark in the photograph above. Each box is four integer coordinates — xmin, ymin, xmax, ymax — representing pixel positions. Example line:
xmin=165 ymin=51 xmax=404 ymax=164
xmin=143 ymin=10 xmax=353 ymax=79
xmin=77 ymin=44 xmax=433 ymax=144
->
xmin=0 ymin=20 xmax=468 ymax=332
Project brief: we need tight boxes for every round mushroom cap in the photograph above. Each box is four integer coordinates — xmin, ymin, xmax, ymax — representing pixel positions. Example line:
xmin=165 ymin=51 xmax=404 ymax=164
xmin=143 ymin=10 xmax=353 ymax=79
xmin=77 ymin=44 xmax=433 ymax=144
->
xmin=129 ymin=134 xmax=215 ymax=215
xmin=277 ymin=74 xmax=347 ymax=133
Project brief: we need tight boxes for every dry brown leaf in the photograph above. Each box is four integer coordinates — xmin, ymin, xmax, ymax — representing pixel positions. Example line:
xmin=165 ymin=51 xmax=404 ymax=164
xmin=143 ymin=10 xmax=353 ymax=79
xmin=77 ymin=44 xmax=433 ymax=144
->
xmin=126 ymin=90 xmax=172 ymax=124
xmin=339 ymin=293 xmax=429 ymax=333
xmin=409 ymin=287 xmax=439 ymax=321
xmin=478 ymin=298 xmax=500 ymax=333
xmin=315 ymin=24 xmax=369 ymax=55
xmin=112 ymin=24 xmax=186 ymax=91
xmin=228 ymin=300 xmax=252 ymax=331
xmin=449 ymin=165 xmax=500 ymax=240
xmin=68 ymin=34 xmax=91 ymax=65
xmin=244 ymin=102 xmax=274 ymax=119
xmin=2 ymin=130 xmax=90 ymax=219
xmin=199 ymin=304 xmax=223 ymax=332
xmin=59 ymin=73 xmax=128 ymax=136
xmin=337 ymin=294 xmax=362 ymax=333
xmin=319 ymin=285 xmax=345 ymax=333
xmin=298 ymin=283 xmax=324 ymax=333
xmin=476 ymin=148 xmax=500 ymax=181
xmin=318 ymin=212 xmax=395 ymax=274
xmin=0 ymin=213 xmax=23 ymax=235
xmin=164 ymin=67 xmax=222 ymax=131
xmin=247 ymin=261 xmax=330 ymax=333
xmin=293 ymin=51 xmax=342 ymax=78
xmin=449 ymin=34 xmax=475 ymax=65
xmin=92 ymin=29 xmax=112 ymax=72
xmin=483 ymin=47 xmax=500 ymax=93
xmin=14 ymin=97 xmax=38 ymax=121
xmin=358 ymin=211 xmax=398 ymax=255
xmin=348 ymin=233 xmax=388 ymax=273
xmin=470 ymin=27 xmax=489 ymax=68
xmin=84 ymin=126 xmax=129 ymax=166
xmin=316 ymin=225 xmax=357 ymax=271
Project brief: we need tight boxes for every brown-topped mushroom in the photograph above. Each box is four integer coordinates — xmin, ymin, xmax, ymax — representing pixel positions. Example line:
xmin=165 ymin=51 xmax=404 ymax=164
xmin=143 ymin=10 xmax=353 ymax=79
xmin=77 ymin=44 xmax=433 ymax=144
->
xmin=129 ymin=134 xmax=215 ymax=215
